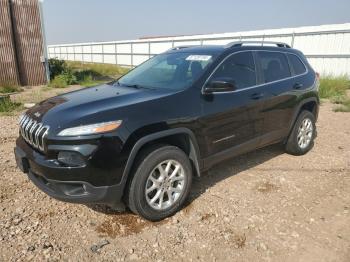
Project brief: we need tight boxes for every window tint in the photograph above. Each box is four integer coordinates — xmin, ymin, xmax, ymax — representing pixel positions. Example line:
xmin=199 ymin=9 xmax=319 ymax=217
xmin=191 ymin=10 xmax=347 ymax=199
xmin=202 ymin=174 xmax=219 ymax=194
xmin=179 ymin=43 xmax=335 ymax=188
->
xmin=288 ymin=54 xmax=307 ymax=75
xmin=257 ymin=51 xmax=291 ymax=83
xmin=211 ymin=51 xmax=256 ymax=90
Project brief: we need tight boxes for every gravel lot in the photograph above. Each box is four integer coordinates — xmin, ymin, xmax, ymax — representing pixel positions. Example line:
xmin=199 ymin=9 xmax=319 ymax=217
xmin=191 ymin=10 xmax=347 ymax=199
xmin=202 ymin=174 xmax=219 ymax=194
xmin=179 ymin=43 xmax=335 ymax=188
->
xmin=0 ymin=91 xmax=349 ymax=261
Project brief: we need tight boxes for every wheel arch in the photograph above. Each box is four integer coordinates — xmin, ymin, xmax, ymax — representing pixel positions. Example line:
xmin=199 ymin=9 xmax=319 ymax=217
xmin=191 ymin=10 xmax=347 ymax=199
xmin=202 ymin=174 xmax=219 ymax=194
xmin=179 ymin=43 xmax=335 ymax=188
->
xmin=287 ymin=96 xmax=319 ymax=141
xmin=121 ymin=128 xmax=202 ymax=185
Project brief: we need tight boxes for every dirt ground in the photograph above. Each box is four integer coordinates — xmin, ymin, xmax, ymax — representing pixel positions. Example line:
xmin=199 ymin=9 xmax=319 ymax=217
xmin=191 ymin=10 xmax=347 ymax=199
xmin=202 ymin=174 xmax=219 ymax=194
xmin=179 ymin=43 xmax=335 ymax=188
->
xmin=0 ymin=88 xmax=349 ymax=261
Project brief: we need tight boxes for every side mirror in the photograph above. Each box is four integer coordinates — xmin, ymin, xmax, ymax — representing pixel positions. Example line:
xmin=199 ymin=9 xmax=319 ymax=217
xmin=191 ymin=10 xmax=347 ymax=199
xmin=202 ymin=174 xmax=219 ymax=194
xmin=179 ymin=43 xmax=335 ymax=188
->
xmin=204 ymin=78 xmax=236 ymax=94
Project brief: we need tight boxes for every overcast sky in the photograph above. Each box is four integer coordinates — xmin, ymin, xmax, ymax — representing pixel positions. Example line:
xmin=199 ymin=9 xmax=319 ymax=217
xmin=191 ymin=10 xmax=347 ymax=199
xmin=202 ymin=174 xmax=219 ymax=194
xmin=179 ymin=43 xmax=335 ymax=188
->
xmin=43 ymin=0 xmax=350 ymax=45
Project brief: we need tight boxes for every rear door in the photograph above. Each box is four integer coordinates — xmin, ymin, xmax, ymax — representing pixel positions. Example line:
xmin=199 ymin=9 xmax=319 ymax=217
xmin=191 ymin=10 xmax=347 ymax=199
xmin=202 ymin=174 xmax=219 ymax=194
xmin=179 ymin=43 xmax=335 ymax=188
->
xmin=200 ymin=51 xmax=265 ymax=159
xmin=255 ymin=51 xmax=302 ymax=146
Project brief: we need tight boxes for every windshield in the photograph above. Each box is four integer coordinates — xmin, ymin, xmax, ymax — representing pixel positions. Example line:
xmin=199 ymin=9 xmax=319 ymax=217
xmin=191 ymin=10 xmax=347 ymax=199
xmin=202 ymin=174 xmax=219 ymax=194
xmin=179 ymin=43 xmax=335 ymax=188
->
xmin=117 ymin=53 xmax=215 ymax=90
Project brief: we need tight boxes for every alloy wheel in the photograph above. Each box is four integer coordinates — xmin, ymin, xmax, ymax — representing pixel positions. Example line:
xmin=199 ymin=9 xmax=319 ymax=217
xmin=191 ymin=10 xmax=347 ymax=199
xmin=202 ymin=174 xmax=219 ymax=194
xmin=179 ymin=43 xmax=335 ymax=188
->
xmin=145 ymin=160 xmax=186 ymax=210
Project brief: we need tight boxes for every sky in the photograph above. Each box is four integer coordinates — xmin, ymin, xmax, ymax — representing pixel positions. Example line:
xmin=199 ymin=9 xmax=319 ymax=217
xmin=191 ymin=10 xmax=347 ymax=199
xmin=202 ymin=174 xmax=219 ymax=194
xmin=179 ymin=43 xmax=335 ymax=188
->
xmin=43 ymin=0 xmax=350 ymax=45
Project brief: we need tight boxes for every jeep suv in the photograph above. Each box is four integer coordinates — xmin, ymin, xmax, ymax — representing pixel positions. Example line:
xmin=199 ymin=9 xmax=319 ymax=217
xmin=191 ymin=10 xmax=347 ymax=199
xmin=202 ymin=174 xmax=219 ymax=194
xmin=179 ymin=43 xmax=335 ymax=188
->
xmin=14 ymin=41 xmax=319 ymax=221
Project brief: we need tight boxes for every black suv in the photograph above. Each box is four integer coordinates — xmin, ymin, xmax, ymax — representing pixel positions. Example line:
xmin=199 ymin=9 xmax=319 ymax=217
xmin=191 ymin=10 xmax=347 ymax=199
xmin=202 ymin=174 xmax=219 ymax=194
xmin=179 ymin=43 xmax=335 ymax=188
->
xmin=14 ymin=41 xmax=319 ymax=221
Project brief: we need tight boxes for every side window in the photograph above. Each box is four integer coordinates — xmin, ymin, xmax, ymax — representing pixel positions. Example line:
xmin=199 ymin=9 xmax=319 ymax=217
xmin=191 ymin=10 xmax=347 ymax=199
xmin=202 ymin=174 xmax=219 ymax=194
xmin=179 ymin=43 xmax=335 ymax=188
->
xmin=211 ymin=51 xmax=256 ymax=90
xmin=288 ymin=54 xmax=307 ymax=75
xmin=257 ymin=51 xmax=291 ymax=83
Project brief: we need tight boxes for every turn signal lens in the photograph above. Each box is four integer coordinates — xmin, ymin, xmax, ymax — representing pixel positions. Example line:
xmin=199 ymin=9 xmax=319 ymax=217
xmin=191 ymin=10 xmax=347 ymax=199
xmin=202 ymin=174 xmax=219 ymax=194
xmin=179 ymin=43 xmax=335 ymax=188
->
xmin=94 ymin=122 xmax=121 ymax=133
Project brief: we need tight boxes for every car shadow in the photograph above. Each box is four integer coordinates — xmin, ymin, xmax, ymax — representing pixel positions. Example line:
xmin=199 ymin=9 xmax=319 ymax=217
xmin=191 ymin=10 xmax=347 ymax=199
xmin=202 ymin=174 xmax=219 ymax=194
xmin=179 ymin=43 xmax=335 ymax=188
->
xmin=89 ymin=143 xmax=285 ymax=216
xmin=188 ymin=143 xmax=285 ymax=203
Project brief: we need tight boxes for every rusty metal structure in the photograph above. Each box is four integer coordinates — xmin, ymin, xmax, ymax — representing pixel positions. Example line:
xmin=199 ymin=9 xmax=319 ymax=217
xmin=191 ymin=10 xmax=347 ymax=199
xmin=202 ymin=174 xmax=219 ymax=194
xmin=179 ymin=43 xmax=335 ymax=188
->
xmin=0 ymin=0 xmax=47 ymax=86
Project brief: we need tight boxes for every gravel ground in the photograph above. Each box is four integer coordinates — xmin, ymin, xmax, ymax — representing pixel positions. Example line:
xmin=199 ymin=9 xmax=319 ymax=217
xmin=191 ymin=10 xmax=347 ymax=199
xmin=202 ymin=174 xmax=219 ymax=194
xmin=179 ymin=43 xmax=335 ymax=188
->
xmin=0 ymin=93 xmax=349 ymax=261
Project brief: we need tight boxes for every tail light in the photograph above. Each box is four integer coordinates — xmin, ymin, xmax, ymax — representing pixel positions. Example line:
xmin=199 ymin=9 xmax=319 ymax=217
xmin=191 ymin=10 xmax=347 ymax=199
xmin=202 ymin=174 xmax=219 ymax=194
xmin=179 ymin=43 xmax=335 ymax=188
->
xmin=316 ymin=72 xmax=320 ymax=80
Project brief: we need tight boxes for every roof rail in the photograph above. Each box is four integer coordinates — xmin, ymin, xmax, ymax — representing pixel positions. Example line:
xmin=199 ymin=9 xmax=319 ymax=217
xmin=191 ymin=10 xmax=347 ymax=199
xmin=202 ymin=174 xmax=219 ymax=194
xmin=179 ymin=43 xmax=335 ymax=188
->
xmin=169 ymin=45 xmax=197 ymax=51
xmin=226 ymin=41 xmax=291 ymax=48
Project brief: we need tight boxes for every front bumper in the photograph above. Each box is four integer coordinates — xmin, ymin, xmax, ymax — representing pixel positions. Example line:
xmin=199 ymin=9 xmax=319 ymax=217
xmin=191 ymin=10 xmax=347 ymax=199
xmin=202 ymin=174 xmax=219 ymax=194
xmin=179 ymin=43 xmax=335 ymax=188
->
xmin=14 ymin=140 xmax=126 ymax=210
xmin=27 ymin=170 xmax=125 ymax=209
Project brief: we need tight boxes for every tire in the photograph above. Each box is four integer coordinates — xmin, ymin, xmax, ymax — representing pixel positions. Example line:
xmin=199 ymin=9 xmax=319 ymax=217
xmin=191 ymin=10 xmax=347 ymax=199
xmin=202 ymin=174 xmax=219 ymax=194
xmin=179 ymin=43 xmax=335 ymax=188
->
xmin=285 ymin=110 xmax=316 ymax=156
xmin=127 ymin=145 xmax=192 ymax=221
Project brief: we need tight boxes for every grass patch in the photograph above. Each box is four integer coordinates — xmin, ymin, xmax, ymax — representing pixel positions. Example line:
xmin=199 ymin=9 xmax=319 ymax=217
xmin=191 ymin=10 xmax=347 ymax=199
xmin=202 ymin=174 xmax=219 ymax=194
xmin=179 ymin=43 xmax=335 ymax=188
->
xmin=319 ymin=75 xmax=350 ymax=112
xmin=66 ymin=61 xmax=129 ymax=78
xmin=78 ymin=75 xmax=107 ymax=87
xmin=333 ymin=97 xmax=350 ymax=112
xmin=0 ymin=84 xmax=21 ymax=94
xmin=50 ymin=75 xmax=69 ymax=88
xmin=48 ymin=59 xmax=129 ymax=89
xmin=0 ymin=96 xmax=22 ymax=114
xmin=319 ymin=75 xmax=350 ymax=99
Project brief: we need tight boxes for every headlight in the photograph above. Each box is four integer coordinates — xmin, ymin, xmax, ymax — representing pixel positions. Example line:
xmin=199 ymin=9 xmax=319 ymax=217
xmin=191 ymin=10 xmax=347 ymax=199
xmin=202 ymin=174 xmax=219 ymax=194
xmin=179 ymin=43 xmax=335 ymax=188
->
xmin=57 ymin=120 xmax=122 ymax=137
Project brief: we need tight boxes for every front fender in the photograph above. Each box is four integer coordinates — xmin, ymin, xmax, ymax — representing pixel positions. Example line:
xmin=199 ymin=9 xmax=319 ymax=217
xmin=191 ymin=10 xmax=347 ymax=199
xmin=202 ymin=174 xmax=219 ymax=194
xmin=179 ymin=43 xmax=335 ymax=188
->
xmin=119 ymin=127 xmax=201 ymax=189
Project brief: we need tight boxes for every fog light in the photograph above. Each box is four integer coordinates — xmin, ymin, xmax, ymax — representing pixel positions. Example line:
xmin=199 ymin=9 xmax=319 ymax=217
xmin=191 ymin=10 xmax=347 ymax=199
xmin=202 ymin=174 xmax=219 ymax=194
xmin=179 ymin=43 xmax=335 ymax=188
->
xmin=57 ymin=151 xmax=85 ymax=167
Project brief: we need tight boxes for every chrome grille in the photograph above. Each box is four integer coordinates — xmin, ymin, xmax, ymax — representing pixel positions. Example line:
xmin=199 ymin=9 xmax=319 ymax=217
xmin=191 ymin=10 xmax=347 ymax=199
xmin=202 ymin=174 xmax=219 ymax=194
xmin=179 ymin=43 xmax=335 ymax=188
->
xmin=19 ymin=115 xmax=49 ymax=152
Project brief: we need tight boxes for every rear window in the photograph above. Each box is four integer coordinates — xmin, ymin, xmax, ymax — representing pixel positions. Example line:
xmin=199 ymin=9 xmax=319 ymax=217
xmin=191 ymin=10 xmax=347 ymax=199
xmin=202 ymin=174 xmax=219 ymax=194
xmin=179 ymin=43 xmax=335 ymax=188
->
xmin=257 ymin=51 xmax=291 ymax=83
xmin=288 ymin=54 xmax=307 ymax=75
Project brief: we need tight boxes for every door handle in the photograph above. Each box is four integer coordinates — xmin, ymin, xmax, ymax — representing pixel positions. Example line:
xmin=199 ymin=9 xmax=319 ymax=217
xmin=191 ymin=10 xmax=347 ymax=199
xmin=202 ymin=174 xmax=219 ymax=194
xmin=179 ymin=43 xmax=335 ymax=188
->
xmin=251 ymin=93 xmax=264 ymax=100
xmin=293 ymin=83 xmax=303 ymax=89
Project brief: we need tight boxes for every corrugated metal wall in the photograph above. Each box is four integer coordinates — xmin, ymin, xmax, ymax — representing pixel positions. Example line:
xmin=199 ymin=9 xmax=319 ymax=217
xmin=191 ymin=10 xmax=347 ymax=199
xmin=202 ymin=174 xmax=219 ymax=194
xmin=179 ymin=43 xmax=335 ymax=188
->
xmin=48 ymin=23 xmax=350 ymax=76
xmin=0 ymin=0 xmax=20 ymax=85
xmin=0 ymin=0 xmax=47 ymax=86
xmin=11 ymin=0 xmax=46 ymax=86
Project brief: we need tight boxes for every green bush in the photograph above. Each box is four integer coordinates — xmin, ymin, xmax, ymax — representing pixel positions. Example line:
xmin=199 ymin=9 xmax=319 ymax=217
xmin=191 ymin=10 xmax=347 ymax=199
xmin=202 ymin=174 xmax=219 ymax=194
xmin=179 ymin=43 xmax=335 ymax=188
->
xmin=49 ymin=62 xmax=77 ymax=88
xmin=74 ymin=69 xmax=98 ymax=82
xmin=62 ymin=67 xmax=77 ymax=85
xmin=49 ymin=58 xmax=67 ymax=80
xmin=79 ymin=74 xmax=93 ymax=86
xmin=0 ymin=96 xmax=22 ymax=113
xmin=50 ymin=75 xmax=68 ymax=88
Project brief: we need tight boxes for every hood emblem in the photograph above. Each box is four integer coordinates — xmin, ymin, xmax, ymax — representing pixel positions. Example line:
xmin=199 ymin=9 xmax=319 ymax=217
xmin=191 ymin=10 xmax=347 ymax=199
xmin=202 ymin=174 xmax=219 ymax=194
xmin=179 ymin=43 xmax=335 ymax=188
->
xmin=34 ymin=112 xmax=41 ymax=118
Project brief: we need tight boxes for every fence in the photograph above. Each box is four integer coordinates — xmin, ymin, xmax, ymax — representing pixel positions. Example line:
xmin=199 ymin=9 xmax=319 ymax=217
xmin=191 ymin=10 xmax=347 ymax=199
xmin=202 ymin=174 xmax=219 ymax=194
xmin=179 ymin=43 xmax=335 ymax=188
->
xmin=48 ymin=23 xmax=350 ymax=76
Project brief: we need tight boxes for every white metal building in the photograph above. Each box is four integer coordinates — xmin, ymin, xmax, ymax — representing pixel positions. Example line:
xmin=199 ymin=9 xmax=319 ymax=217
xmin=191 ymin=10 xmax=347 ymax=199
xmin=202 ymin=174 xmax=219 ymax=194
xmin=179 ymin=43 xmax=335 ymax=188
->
xmin=48 ymin=23 xmax=350 ymax=76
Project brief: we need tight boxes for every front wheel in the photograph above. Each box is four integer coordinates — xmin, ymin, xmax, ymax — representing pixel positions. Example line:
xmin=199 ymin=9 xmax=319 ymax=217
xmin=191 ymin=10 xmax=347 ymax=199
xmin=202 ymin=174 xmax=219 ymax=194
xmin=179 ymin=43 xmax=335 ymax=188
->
xmin=127 ymin=145 xmax=192 ymax=221
xmin=285 ymin=110 xmax=316 ymax=155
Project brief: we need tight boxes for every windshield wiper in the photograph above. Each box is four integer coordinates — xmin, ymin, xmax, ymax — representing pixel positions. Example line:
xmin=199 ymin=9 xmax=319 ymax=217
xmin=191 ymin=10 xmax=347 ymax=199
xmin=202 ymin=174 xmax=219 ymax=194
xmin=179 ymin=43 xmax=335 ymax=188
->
xmin=114 ymin=80 xmax=140 ymax=88
xmin=113 ymin=80 xmax=121 ymax=86
xmin=114 ymin=81 xmax=156 ymax=90
xmin=124 ymin=84 xmax=144 ymax=89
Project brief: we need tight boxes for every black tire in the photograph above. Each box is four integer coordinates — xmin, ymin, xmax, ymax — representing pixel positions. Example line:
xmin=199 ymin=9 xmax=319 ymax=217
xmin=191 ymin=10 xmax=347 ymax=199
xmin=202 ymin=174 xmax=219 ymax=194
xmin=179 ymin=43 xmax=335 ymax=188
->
xmin=127 ymin=145 xmax=192 ymax=221
xmin=285 ymin=110 xmax=316 ymax=156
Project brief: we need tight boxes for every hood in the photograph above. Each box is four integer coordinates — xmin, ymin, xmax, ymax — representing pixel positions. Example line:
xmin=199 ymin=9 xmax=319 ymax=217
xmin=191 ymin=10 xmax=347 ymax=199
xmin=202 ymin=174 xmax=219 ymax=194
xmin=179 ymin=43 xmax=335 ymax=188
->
xmin=26 ymin=84 xmax=175 ymax=133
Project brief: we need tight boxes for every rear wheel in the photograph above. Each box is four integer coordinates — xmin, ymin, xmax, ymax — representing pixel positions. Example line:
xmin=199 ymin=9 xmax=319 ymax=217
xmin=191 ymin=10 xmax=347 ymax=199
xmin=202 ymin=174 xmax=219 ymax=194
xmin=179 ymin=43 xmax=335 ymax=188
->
xmin=127 ymin=145 xmax=192 ymax=221
xmin=285 ymin=110 xmax=316 ymax=155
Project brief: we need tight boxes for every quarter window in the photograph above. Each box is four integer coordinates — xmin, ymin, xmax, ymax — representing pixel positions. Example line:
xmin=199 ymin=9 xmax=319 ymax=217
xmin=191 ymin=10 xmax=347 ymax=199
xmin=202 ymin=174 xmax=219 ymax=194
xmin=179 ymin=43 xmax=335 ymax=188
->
xmin=210 ymin=51 xmax=256 ymax=90
xmin=288 ymin=54 xmax=307 ymax=75
xmin=257 ymin=51 xmax=291 ymax=83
